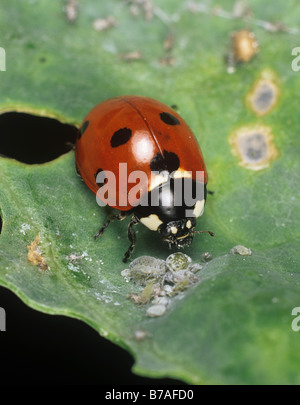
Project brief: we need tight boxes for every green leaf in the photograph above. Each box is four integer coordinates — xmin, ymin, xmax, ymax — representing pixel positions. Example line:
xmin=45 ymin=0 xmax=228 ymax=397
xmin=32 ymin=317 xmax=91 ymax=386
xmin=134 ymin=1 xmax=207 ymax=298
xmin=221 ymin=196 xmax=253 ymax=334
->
xmin=1 ymin=0 xmax=300 ymax=384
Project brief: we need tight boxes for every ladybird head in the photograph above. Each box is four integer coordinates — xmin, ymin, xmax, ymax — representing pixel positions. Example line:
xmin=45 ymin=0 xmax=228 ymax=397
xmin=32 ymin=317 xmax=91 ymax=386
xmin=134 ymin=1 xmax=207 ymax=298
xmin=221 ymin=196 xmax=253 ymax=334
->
xmin=158 ymin=218 xmax=196 ymax=248
xmin=134 ymin=177 xmax=213 ymax=250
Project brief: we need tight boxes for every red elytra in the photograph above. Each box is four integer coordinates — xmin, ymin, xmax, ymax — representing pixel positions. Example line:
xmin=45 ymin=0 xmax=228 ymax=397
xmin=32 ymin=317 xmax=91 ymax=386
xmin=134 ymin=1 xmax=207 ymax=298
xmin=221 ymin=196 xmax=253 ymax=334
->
xmin=75 ymin=95 xmax=207 ymax=210
xmin=75 ymin=95 xmax=212 ymax=262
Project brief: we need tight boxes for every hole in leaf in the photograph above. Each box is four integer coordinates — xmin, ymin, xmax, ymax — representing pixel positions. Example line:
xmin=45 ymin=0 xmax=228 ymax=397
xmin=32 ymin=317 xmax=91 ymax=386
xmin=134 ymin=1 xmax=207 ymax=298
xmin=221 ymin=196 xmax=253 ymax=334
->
xmin=0 ymin=112 xmax=78 ymax=164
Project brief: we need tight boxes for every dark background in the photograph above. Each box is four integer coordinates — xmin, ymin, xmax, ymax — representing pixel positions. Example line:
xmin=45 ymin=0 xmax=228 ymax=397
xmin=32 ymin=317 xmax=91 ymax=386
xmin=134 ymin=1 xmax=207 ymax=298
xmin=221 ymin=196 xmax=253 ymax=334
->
xmin=0 ymin=113 xmax=182 ymax=386
xmin=0 ymin=285 xmax=182 ymax=385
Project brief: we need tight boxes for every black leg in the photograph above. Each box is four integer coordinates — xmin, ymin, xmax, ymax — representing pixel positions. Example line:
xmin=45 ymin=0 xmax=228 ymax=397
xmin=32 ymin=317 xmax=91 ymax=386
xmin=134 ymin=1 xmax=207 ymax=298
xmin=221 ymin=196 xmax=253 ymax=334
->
xmin=94 ymin=212 xmax=128 ymax=239
xmin=123 ymin=216 xmax=139 ymax=263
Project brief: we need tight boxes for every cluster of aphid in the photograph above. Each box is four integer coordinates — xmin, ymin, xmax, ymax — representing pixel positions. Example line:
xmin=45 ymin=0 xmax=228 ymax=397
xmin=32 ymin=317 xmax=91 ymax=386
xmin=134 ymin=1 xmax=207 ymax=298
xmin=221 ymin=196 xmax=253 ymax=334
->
xmin=121 ymin=252 xmax=210 ymax=317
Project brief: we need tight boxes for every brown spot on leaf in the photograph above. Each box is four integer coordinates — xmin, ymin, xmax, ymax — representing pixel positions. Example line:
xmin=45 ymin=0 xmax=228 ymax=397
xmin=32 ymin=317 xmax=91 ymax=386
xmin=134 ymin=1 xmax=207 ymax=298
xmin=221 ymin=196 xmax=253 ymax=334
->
xmin=231 ymin=29 xmax=259 ymax=63
xmin=64 ymin=0 xmax=78 ymax=23
xmin=27 ymin=234 xmax=48 ymax=271
xmin=92 ymin=16 xmax=117 ymax=32
xmin=120 ymin=51 xmax=142 ymax=62
xmin=160 ymin=56 xmax=176 ymax=66
xmin=229 ymin=125 xmax=279 ymax=171
xmin=226 ymin=29 xmax=259 ymax=73
xmin=163 ymin=33 xmax=174 ymax=52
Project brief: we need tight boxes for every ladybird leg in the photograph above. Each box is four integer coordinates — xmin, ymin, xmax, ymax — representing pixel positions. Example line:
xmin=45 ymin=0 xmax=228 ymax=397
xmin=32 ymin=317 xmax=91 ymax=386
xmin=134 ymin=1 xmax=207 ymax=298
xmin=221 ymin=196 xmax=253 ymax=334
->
xmin=123 ymin=216 xmax=139 ymax=263
xmin=193 ymin=230 xmax=215 ymax=237
xmin=75 ymin=163 xmax=83 ymax=180
xmin=94 ymin=212 xmax=128 ymax=239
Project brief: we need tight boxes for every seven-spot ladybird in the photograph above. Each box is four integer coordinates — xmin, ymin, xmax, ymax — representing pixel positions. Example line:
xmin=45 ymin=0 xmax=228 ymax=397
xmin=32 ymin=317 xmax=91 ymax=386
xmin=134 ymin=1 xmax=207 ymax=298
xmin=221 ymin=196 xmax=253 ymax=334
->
xmin=75 ymin=96 xmax=213 ymax=262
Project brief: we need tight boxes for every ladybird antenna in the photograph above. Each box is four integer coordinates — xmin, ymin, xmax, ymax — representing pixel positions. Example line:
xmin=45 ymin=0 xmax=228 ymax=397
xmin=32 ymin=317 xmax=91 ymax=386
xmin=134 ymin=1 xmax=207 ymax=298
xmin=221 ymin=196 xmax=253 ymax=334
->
xmin=193 ymin=230 xmax=214 ymax=237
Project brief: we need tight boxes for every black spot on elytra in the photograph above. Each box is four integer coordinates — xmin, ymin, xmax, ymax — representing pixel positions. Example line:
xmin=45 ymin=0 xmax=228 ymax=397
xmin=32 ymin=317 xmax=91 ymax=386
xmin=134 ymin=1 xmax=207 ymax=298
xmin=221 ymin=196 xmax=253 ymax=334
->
xmin=160 ymin=112 xmax=180 ymax=126
xmin=110 ymin=127 xmax=132 ymax=148
xmin=150 ymin=150 xmax=180 ymax=173
xmin=94 ymin=168 xmax=107 ymax=187
xmin=78 ymin=120 xmax=89 ymax=139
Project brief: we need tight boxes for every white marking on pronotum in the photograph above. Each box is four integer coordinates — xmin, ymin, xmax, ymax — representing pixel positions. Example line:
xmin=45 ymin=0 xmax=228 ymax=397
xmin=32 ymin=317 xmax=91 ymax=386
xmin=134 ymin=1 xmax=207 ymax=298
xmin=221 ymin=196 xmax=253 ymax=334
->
xmin=193 ymin=200 xmax=205 ymax=218
xmin=170 ymin=226 xmax=178 ymax=234
xmin=173 ymin=169 xmax=192 ymax=179
xmin=186 ymin=220 xmax=192 ymax=229
xmin=140 ymin=214 xmax=163 ymax=231
xmin=149 ymin=171 xmax=169 ymax=191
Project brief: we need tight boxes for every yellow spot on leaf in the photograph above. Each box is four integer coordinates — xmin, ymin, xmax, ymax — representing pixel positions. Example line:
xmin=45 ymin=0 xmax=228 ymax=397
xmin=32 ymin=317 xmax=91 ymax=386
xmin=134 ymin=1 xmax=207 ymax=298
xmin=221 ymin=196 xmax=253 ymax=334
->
xmin=27 ymin=234 xmax=48 ymax=271
xmin=232 ymin=29 xmax=259 ymax=63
